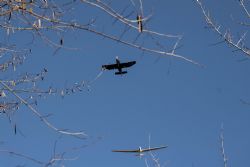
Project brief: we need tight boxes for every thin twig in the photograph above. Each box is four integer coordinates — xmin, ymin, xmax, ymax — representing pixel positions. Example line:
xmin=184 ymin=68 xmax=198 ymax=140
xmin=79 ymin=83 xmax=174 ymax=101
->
xmin=239 ymin=0 xmax=250 ymax=18
xmin=0 ymin=80 xmax=87 ymax=139
xmin=0 ymin=149 xmax=45 ymax=165
xmin=196 ymin=0 xmax=250 ymax=57
xmin=220 ymin=124 xmax=228 ymax=167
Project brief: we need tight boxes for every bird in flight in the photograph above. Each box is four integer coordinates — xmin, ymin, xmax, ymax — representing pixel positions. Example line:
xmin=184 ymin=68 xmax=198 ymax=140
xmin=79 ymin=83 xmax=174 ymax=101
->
xmin=112 ymin=145 xmax=167 ymax=154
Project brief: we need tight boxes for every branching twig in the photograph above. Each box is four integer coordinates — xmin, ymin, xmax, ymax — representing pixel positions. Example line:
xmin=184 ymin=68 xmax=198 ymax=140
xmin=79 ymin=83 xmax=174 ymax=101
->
xmin=196 ymin=0 xmax=250 ymax=57
xmin=0 ymin=80 xmax=87 ymax=139
xmin=81 ymin=0 xmax=180 ymax=38
xmin=0 ymin=0 xmax=199 ymax=65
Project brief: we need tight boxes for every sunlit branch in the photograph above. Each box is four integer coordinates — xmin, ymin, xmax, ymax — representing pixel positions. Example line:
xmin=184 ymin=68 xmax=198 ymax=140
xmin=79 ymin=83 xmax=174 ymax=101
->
xmin=0 ymin=80 xmax=87 ymax=139
xmin=196 ymin=0 xmax=250 ymax=57
xmin=239 ymin=0 xmax=250 ymax=18
xmin=24 ymin=8 xmax=198 ymax=65
xmin=220 ymin=125 xmax=228 ymax=167
xmin=0 ymin=0 xmax=199 ymax=65
xmin=81 ymin=0 xmax=180 ymax=38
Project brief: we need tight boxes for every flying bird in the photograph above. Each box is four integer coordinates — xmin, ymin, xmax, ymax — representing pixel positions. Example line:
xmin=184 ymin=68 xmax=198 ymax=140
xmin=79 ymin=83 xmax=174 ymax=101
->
xmin=102 ymin=56 xmax=136 ymax=75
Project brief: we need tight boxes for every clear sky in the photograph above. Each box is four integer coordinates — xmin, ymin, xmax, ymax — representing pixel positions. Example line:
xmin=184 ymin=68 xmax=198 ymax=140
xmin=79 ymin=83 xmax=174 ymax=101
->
xmin=0 ymin=0 xmax=250 ymax=167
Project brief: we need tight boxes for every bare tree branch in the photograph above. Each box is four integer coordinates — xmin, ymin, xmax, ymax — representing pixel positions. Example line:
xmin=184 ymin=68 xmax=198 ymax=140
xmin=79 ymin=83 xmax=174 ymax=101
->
xmin=0 ymin=80 xmax=87 ymax=139
xmin=220 ymin=124 xmax=228 ymax=167
xmin=0 ymin=149 xmax=45 ymax=165
xmin=239 ymin=0 xmax=250 ymax=18
xmin=196 ymin=0 xmax=250 ymax=57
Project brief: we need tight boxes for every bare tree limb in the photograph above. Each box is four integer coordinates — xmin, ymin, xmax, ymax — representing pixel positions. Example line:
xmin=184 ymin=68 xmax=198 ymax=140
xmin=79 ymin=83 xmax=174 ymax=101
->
xmin=239 ymin=0 xmax=250 ymax=18
xmin=196 ymin=0 xmax=250 ymax=57
xmin=0 ymin=80 xmax=87 ymax=139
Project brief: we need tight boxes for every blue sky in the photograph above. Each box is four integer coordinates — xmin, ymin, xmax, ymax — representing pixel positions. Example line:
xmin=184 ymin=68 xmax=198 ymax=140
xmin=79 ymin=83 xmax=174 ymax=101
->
xmin=1 ymin=0 xmax=250 ymax=167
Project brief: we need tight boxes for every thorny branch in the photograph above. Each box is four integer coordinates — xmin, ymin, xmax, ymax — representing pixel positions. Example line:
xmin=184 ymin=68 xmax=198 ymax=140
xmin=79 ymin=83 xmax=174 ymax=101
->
xmin=196 ymin=0 xmax=250 ymax=57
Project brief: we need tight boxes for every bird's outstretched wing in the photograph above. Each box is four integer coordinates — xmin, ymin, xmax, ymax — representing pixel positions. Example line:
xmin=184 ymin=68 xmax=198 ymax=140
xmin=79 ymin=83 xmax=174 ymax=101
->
xmin=141 ymin=146 xmax=168 ymax=152
xmin=119 ymin=61 xmax=136 ymax=68
xmin=102 ymin=64 xmax=118 ymax=70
